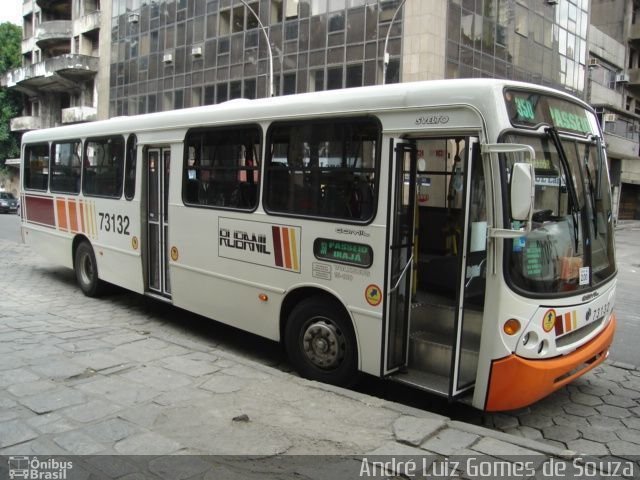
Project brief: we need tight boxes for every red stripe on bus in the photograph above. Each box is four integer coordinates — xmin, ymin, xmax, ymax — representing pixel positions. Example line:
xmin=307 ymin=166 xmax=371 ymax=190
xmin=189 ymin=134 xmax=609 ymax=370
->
xmin=272 ymin=226 xmax=283 ymax=267
xmin=68 ymin=199 xmax=78 ymax=233
xmin=282 ymin=227 xmax=292 ymax=269
xmin=555 ymin=315 xmax=564 ymax=336
xmin=24 ymin=195 xmax=55 ymax=227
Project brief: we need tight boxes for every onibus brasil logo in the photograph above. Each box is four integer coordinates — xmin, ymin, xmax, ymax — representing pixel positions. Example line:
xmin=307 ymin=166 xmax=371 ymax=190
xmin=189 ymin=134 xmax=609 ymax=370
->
xmin=8 ymin=456 xmax=73 ymax=479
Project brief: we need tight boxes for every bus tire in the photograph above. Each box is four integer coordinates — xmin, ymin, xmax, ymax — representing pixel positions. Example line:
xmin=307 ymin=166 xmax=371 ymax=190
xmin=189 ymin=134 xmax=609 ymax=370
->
xmin=284 ymin=297 xmax=358 ymax=387
xmin=74 ymin=242 xmax=103 ymax=297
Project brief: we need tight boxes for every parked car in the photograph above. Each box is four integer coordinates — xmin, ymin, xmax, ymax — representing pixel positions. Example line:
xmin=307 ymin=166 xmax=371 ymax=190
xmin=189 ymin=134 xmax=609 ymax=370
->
xmin=0 ymin=192 xmax=19 ymax=214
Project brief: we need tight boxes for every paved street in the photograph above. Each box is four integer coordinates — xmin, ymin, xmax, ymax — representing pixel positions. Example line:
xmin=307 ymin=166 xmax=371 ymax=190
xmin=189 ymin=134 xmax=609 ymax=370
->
xmin=0 ymin=216 xmax=639 ymax=472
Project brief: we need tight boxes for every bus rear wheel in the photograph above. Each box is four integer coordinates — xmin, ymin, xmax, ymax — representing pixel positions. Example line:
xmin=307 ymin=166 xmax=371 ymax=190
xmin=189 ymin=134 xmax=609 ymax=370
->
xmin=284 ymin=297 xmax=358 ymax=387
xmin=74 ymin=241 xmax=104 ymax=297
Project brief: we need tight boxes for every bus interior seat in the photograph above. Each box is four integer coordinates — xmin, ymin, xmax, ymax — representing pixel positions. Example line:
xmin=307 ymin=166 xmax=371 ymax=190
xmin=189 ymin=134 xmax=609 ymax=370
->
xmin=186 ymin=179 xmax=199 ymax=203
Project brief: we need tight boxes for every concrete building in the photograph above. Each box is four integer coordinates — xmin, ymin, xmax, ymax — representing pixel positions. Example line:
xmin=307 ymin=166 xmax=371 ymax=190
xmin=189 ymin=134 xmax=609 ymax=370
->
xmin=107 ymin=0 xmax=589 ymax=116
xmin=3 ymin=0 xmax=639 ymax=218
xmin=590 ymin=0 xmax=640 ymax=220
xmin=0 ymin=0 xmax=109 ymax=131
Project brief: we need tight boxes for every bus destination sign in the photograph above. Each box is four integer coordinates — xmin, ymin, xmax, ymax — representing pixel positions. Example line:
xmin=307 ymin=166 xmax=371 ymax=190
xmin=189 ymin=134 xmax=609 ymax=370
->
xmin=313 ymin=238 xmax=373 ymax=268
xmin=504 ymin=89 xmax=592 ymax=134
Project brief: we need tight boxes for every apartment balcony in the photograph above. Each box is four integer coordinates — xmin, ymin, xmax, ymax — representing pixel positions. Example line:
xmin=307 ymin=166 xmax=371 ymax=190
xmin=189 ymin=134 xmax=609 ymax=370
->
xmin=604 ymin=133 xmax=639 ymax=160
xmin=590 ymin=82 xmax=624 ymax=108
xmin=62 ymin=106 xmax=97 ymax=124
xmin=21 ymin=37 xmax=35 ymax=55
xmin=629 ymin=68 xmax=640 ymax=87
xmin=75 ymin=10 xmax=101 ymax=34
xmin=1 ymin=54 xmax=99 ymax=95
xmin=36 ymin=20 xmax=72 ymax=49
xmin=630 ymin=22 xmax=640 ymax=42
xmin=10 ymin=116 xmax=43 ymax=132
xmin=23 ymin=1 xmax=33 ymax=17
xmin=36 ymin=0 xmax=71 ymax=17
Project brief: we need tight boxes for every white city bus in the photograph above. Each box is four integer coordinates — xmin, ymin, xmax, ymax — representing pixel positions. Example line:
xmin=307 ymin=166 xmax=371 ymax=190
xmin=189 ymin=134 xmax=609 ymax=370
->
xmin=20 ymin=79 xmax=617 ymax=411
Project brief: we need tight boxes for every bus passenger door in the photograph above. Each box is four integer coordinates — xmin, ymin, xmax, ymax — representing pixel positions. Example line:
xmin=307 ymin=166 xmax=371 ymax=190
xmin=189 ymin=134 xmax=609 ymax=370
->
xmin=451 ymin=139 xmax=486 ymax=397
xmin=383 ymin=141 xmax=417 ymax=374
xmin=387 ymin=136 xmax=487 ymax=401
xmin=146 ymin=147 xmax=172 ymax=297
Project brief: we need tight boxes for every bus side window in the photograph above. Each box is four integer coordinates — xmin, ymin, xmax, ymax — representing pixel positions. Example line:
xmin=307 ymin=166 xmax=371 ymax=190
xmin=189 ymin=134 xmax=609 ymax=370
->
xmin=183 ymin=125 xmax=261 ymax=210
xmin=265 ymin=117 xmax=379 ymax=221
xmin=24 ymin=143 xmax=50 ymax=191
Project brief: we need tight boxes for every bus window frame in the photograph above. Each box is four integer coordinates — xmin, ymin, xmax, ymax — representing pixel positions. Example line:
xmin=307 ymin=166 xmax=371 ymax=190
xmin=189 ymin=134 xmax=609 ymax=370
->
xmin=50 ymin=139 xmax=83 ymax=195
xmin=82 ymin=135 xmax=126 ymax=200
xmin=262 ymin=115 xmax=382 ymax=225
xmin=124 ymin=134 xmax=138 ymax=201
xmin=181 ymin=123 xmax=263 ymax=213
xmin=23 ymin=142 xmax=50 ymax=192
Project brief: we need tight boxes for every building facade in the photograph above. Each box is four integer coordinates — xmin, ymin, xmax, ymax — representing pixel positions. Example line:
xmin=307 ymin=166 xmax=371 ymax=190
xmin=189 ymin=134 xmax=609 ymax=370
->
xmin=108 ymin=0 xmax=591 ymax=116
xmin=591 ymin=0 xmax=640 ymax=220
xmin=1 ymin=0 xmax=108 ymax=130
xmin=3 ymin=0 xmax=639 ymax=217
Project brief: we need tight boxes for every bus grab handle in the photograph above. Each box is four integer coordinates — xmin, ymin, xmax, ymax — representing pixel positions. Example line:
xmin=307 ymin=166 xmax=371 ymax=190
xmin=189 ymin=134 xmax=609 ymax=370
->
xmin=389 ymin=255 xmax=413 ymax=294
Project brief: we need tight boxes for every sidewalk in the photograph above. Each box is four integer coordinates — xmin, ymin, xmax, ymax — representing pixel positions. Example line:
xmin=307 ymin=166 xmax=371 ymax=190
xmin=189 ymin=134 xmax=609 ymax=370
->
xmin=0 ymin=239 xmax=636 ymax=478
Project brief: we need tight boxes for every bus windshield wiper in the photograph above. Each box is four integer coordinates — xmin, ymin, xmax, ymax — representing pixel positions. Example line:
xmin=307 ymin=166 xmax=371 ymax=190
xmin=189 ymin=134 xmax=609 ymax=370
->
xmin=545 ymin=127 xmax=581 ymax=251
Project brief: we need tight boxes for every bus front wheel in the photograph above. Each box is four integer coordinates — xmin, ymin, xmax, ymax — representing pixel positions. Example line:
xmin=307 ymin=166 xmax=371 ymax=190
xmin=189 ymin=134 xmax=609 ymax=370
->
xmin=74 ymin=242 xmax=104 ymax=297
xmin=284 ymin=297 xmax=358 ymax=387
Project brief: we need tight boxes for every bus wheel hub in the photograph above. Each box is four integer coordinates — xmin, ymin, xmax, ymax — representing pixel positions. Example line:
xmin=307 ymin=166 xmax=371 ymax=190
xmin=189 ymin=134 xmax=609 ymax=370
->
xmin=302 ymin=320 xmax=343 ymax=369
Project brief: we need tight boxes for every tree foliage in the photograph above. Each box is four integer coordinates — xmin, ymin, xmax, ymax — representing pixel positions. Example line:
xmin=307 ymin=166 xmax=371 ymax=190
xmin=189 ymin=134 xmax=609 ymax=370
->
xmin=0 ymin=22 xmax=23 ymax=166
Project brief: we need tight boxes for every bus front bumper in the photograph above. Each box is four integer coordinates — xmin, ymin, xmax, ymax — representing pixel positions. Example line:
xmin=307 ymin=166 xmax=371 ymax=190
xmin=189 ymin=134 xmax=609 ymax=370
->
xmin=485 ymin=314 xmax=616 ymax=412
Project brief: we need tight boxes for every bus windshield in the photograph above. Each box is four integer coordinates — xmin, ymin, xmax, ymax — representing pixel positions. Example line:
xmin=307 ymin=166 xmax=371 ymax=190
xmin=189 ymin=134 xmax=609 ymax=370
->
xmin=502 ymin=131 xmax=615 ymax=295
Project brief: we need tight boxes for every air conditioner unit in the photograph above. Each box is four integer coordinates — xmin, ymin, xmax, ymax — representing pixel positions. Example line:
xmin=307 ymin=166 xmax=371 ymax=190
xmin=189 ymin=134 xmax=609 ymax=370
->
xmin=603 ymin=113 xmax=617 ymax=123
xmin=616 ymin=73 xmax=630 ymax=83
xmin=191 ymin=46 xmax=202 ymax=57
xmin=545 ymin=0 xmax=558 ymax=4
xmin=589 ymin=58 xmax=600 ymax=67
xmin=162 ymin=53 xmax=173 ymax=64
xmin=128 ymin=13 xmax=139 ymax=23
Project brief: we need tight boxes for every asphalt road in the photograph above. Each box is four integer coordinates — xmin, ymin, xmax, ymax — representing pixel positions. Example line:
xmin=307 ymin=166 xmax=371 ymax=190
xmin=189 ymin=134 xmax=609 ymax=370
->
xmin=0 ymin=212 xmax=20 ymax=242
xmin=608 ymin=222 xmax=640 ymax=366
xmin=1 ymin=213 xmax=638 ymax=367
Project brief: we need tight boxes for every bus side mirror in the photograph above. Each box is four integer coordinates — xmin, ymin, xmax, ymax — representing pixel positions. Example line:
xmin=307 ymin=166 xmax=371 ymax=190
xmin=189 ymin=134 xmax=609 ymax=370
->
xmin=510 ymin=162 xmax=534 ymax=222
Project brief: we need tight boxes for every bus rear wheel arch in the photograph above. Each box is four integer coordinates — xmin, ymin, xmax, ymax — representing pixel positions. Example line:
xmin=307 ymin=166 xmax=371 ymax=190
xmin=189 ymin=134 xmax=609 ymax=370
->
xmin=73 ymin=239 xmax=104 ymax=297
xmin=283 ymin=294 xmax=358 ymax=387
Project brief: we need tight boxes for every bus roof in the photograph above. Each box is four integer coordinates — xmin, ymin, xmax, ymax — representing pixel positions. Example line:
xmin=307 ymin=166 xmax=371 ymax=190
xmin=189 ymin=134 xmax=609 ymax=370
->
xmin=22 ymin=79 xmax=589 ymax=143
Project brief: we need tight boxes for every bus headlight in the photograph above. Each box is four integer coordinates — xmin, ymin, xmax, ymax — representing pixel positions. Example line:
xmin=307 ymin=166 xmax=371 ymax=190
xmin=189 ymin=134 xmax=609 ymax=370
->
xmin=503 ymin=319 xmax=521 ymax=335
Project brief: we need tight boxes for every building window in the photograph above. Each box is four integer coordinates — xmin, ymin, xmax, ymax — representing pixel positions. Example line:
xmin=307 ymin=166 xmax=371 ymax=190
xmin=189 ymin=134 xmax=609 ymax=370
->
xmin=283 ymin=73 xmax=296 ymax=95
xmin=51 ymin=140 xmax=82 ymax=194
xmin=83 ymin=136 xmax=125 ymax=198
xmin=265 ymin=117 xmax=379 ymax=221
xmin=183 ymin=125 xmax=261 ymax=209
xmin=24 ymin=143 xmax=49 ymax=191
xmin=346 ymin=64 xmax=362 ymax=88
xmin=327 ymin=66 xmax=342 ymax=89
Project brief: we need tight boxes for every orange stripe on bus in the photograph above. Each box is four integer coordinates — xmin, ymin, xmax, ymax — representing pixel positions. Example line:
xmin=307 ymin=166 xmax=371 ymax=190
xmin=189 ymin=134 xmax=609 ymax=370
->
xmin=564 ymin=313 xmax=571 ymax=332
xmin=79 ymin=200 xmax=86 ymax=234
xmin=68 ymin=199 xmax=78 ymax=233
xmin=56 ymin=198 xmax=68 ymax=231
xmin=281 ymin=227 xmax=292 ymax=269
xmin=289 ymin=228 xmax=299 ymax=271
